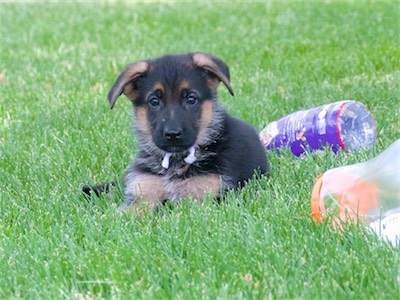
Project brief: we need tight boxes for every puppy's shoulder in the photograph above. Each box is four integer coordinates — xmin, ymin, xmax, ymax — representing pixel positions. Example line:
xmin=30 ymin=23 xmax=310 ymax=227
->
xmin=219 ymin=112 xmax=269 ymax=177
xmin=223 ymin=113 xmax=259 ymax=140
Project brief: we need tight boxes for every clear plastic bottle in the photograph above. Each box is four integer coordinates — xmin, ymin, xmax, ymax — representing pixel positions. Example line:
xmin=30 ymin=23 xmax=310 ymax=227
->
xmin=260 ymin=100 xmax=376 ymax=156
xmin=311 ymin=139 xmax=400 ymax=246
xmin=337 ymin=101 xmax=376 ymax=151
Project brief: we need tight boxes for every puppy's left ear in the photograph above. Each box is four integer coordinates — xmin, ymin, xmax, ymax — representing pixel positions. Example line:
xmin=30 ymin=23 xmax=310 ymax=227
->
xmin=192 ymin=52 xmax=234 ymax=96
xmin=107 ymin=61 xmax=149 ymax=109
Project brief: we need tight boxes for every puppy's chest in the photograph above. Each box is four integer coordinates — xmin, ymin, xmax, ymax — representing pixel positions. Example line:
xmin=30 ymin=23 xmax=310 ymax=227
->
xmin=126 ymin=171 xmax=223 ymax=203
xmin=129 ymin=148 xmax=224 ymax=201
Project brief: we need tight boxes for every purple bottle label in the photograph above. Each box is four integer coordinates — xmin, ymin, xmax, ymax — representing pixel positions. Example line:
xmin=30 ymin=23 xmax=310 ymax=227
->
xmin=259 ymin=101 xmax=375 ymax=156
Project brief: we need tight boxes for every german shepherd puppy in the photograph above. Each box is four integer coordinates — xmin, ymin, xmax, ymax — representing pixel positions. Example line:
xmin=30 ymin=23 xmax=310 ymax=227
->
xmin=83 ymin=52 xmax=269 ymax=214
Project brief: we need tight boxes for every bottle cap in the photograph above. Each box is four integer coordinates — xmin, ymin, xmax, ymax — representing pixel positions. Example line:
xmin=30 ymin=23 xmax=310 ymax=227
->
xmin=311 ymin=173 xmax=378 ymax=225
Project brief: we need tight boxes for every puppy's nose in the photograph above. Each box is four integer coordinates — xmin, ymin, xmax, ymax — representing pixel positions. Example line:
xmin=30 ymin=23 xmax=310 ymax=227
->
xmin=164 ymin=128 xmax=183 ymax=141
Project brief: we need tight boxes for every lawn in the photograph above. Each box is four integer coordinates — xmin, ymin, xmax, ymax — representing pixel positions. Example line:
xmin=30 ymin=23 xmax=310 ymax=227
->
xmin=0 ymin=1 xmax=399 ymax=299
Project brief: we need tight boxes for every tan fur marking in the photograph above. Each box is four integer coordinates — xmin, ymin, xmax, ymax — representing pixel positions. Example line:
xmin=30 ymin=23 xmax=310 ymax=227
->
xmin=124 ymin=173 xmax=222 ymax=216
xmin=178 ymin=80 xmax=190 ymax=91
xmin=167 ymin=174 xmax=221 ymax=202
xmin=124 ymin=85 xmax=139 ymax=102
xmin=207 ymin=77 xmax=220 ymax=93
xmin=125 ymin=61 xmax=148 ymax=77
xmin=135 ymin=107 xmax=151 ymax=135
xmin=196 ymin=100 xmax=214 ymax=145
xmin=192 ymin=53 xmax=217 ymax=70
xmin=126 ymin=173 xmax=166 ymax=209
xmin=192 ymin=53 xmax=234 ymax=96
xmin=121 ymin=61 xmax=149 ymax=102
xmin=153 ymin=82 xmax=164 ymax=93
xmin=185 ymin=174 xmax=221 ymax=200
xmin=192 ymin=54 xmax=220 ymax=92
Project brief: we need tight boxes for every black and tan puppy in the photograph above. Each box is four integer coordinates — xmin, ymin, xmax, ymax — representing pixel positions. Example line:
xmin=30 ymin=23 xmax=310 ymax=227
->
xmin=84 ymin=52 xmax=269 ymax=213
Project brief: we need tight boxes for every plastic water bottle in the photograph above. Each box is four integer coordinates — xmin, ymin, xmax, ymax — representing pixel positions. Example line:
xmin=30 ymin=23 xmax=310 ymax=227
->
xmin=259 ymin=100 xmax=376 ymax=156
xmin=311 ymin=139 xmax=400 ymax=246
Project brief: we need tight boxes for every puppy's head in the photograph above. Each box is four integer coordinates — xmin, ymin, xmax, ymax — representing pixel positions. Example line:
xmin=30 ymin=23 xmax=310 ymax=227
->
xmin=108 ymin=53 xmax=234 ymax=154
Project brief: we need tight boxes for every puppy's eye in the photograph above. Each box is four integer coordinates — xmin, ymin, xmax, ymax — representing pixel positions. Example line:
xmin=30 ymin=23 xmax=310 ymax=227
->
xmin=149 ymin=97 xmax=160 ymax=107
xmin=185 ymin=94 xmax=198 ymax=105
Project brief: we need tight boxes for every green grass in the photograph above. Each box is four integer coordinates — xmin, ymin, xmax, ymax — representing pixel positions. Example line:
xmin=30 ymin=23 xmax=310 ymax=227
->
xmin=1 ymin=1 xmax=399 ymax=299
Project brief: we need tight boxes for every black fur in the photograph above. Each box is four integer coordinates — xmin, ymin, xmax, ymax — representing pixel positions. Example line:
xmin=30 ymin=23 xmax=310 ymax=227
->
xmin=82 ymin=182 xmax=116 ymax=198
xmin=83 ymin=53 xmax=269 ymax=213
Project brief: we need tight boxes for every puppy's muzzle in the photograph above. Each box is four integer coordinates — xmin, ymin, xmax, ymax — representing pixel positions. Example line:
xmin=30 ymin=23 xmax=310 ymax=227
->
xmin=156 ymin=122 xmax=195 ymax=153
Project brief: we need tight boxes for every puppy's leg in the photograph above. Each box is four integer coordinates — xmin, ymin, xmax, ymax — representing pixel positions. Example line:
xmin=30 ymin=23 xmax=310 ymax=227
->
xmin=119 ymin=173 xmax=166 ymax=215
xmin=166 ymin=174 xmax=223 ymax=203
xmin=82 ymin=182 xmax=116 ymax=198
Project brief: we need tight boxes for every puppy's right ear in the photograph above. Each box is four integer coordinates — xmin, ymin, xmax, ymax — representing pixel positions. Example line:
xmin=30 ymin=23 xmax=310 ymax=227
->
xmin=107 ymin=61 xmax=149 ymax=109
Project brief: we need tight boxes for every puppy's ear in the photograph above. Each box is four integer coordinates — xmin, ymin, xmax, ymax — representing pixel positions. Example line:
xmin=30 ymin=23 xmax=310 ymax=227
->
xmin=107 ymin=61 xmax=149 ymax=109
xmin=192 ymin=52 xmax=234 ymax=96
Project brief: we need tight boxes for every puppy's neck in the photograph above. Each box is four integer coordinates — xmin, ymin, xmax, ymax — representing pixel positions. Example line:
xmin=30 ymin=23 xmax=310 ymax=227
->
xmin=161 ymin=146 xmax=197 ymax=169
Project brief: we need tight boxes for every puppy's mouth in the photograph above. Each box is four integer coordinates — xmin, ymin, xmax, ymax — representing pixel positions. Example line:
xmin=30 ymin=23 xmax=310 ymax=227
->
xmin=159 ymin=145 xmax=191 ymax=153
